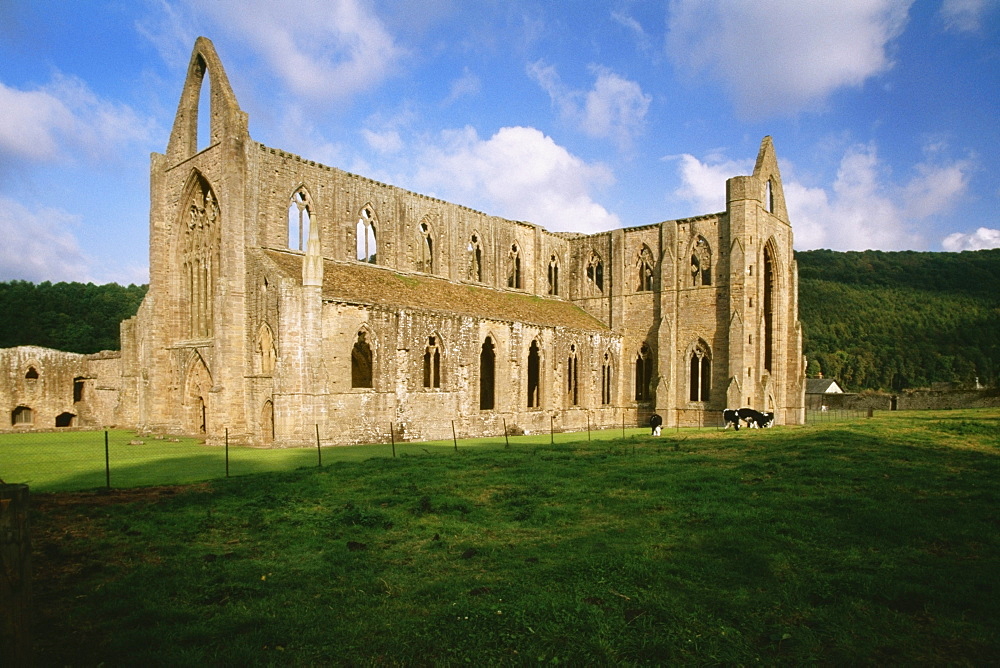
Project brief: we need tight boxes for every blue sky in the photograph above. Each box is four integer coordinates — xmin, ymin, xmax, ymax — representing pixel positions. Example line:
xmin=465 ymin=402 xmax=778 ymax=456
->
xmin=1 ymin=0 xmax=998 ymax=285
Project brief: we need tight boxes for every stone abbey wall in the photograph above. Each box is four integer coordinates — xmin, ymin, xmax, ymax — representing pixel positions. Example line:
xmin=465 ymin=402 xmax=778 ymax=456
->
xmin=1 ymin=37 xmax=805 ymax=443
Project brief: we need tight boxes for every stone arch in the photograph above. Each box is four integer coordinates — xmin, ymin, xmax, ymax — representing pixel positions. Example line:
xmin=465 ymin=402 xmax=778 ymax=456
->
xmin=527 ymin=338 xmax=543 ymax=408
xmin=351 ymin=327 xmax=374 ymax=388
xmin=467 ymin=231 xmax=485 ymax=282
xmin=260 ymin=399 xmax=274 ymax=444
xmin=566 ymin=342 xmax=579 ymax=406
xmin=356 ymin=204 xmax=378 ymax=264
xmin=586 ymin=251 xmax=605 ymax=294
xmin=687 ymin=339 xmax=712 ymax=402
xmin=763 ymin=238 xmax=781 ymax=374
xmin=601 ymin=349 xmax=614 ymax=405
xmin=287 ymin=186 xmax=312 ymax=251
xmin=423 ymin=332 xmax=443 ymax=389
xmin=178 ymin=170 xmax=221 ymax=339
xmin=547 ymin=254 xmax=560 ymax=295
xmin=690 ymin=236 xmax=712 ymax=286
xmin=256 ymin=323 xmax=277 ymax=375
xmin=479 ymin=334 xmax=497 ymax=410
xmin=507 ymin=242 xmax=522 ymax=289
xmin=183 ymin=351 xmax=213 ymax=435
xmin=636 ymin=244 xmax=654 ymax=291
xmin=417 ymin=217 xmax=435 ymax=274
xmin=634 ymin=342 xmax=653 ymax=401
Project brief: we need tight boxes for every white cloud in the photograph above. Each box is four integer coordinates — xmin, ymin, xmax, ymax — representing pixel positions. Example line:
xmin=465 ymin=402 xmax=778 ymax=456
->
xmin=666 ymin=0 xmax=913 ymax=116
xmin=0 ymin=74 xmax=153 ymax=164
xmin=413 ymin=126 xmax=621 ymax=233
xmin=940 ymin=0 xmax=998 ymax=32
xmin=0 ymin=196 xmax=90 ymax=282
xmin=672 ymin=142 xmax=972 ymax=251
xmin=196 ymin=0 xmax=406 ymax=103
xmin=444 ymin=67 xmax=481 ymax=105
xmin=942 ymin=227 xmax=1000 ymax=250
xmin=528 ymin=61 xmax=650 ymax=150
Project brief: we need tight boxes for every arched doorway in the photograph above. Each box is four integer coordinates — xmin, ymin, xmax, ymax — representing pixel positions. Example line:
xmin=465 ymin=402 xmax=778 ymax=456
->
xmin=184 ymin=353 xmax=213 ymax=435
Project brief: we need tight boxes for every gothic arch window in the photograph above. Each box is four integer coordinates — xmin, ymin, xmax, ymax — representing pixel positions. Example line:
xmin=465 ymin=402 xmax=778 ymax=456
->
xmin=566 ymin=344 xmax=579 ymax=406
xmin=256 ymin=324 xmax=277 ymax=375
xmin=689 ymin=342 xmax=711 ymax=402
xmin=181 ymin=172 xmax=220 ymax=339
xmin=480 ymin=336 xmax=496 ymax=410
xmin=288 ymin=187 xmax=312 ymax=251
xmin=195 ymin=55 xmax=211 ymax=151
xmin=637 ymin=244 xmax=654 ymax=292
xmin=356 ymin=206 xmax=378 ymax=264
xmin=24 ymin=366 xmax=38 ymax=379
xmin=527 ymin=339 xmax=542 ymax=408
xmin=261 ymin=400 xmax=274 ymax=444
xmin=634 ymin=343 xmax=652 ymax=401
xmin=11 ymin=406 xmax=33 ymax=426
xmin=351 ymin=330 xmax=374 ymax=388
xmin=423 ymin=335 xmax=442 ymax=389
xmin=765 ymin=179 xmax=774 ymax=213
xmin=690 ymin=237 xmax=712 ymax=287
xmin=587 ymin=251 xmax=604 ymax=293
xmin=468 ymin=232 xmax=483 ymax=282
xmin=601 ymin=351 xmax=613 ymax=405
xmin=548 ymin=255 xmax=560 ymax=295
xmin=418 ymin=221 xmax=434 ymax=273
xmin=764 ymin=241 xmax=777 ymax=374
xmin=507 ymin=243 xmax=522 ymax=289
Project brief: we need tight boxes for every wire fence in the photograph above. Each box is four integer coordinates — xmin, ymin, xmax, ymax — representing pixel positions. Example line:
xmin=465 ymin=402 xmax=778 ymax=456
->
xmin=805 ymin=407 xmax=872 ymax=424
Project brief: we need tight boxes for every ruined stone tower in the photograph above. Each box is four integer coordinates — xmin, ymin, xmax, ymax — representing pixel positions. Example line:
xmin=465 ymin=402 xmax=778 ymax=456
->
xmin=3 ymin=37 xmax=805 ymax=441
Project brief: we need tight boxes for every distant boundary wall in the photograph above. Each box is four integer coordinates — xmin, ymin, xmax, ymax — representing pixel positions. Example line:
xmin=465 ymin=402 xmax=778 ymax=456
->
xmin=812 ymin=388 xmax=1000 ymax=412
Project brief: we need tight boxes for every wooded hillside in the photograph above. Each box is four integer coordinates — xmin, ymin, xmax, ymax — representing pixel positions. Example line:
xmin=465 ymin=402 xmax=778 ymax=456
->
xmin=1 ymin=248 xmax=997 ymax=390
xmin=796 ymin=248 xmax=1000 ymax=391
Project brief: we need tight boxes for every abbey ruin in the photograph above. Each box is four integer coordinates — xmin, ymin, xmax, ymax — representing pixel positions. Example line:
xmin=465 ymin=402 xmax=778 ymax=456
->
xmin=1 ymin=37 xmax=805 ymax=445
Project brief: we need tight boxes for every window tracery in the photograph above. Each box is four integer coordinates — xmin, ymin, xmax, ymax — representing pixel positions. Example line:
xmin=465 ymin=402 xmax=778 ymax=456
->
xmin=690 ymin=237 xmax=712 ymax=286
xmin=356 ymin=206 xmax=378 ymax=263
xmin=288 ymin=187 xmax=311 ymax=251
xmin=586 ymin=251 xmax=604 ymax=293
xmin=183 ymin=174 xmax=220 ymax=338
xmin=637 ymin=245 xmax=654 ymax=291
xmin=507 ymin=243 xmax=522 ymax=289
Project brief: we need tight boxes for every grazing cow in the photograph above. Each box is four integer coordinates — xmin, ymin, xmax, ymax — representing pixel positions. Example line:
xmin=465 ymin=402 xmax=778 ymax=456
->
xmin=722 ymin=408 xmax=741 ymax=430
xmin=649 ymin=413 xmax=663 ymax=436
xmin=737 ymin=407 xmax=773 ymax=429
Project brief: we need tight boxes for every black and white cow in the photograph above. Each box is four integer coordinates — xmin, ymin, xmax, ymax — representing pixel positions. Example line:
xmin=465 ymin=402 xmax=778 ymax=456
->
xmin=737 ymin=407 xmax=773 ymax=429
xmin=649 ymin=413 xmax=663 ymax=436
xmin=722 ymin=408 xmax=741 ymax=430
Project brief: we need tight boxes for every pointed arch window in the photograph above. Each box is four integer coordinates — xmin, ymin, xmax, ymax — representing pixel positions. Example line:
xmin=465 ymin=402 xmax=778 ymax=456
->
xmin=261 ymin=400 xmax=274 ymax=444
xmin=527 ymin=340 xmax=542 ymax=408
xmin=24 ymin=366 xmax=38 ymax=380
xmin=548 ymin=255 xmax=560 ymax=295
xmin=634 ymin=343 xmax=652 ymax=401
xmin=637 ymin=245 xmax=654 ymax=291
xmin=566 ymin=344 xmax=579 ymax=406
xmin=423 ymin=336 xmax=442 ymax=388
xmin=507 ymin=243 xmax=522 ymax=289
xmin=765 ymin=179 xmax=774 ymax=213
xmin=419 ymin=221 xmax=434 ymax=273
xmin=288 ymin=188 xmax=311 ymax=251
xmin=182 ymin=173 xmax=220 ymax=339
xmin=351 ymin=331 xmax=373 ymax=388
xmin=11 ymin=406 xmax=33 ymax=426
xmin=356 ymin=207 xmax=378 ymax=263
xmin=689 ymin=343 xmax=711 ymax=402
xmin=468 ymin=233 xmax=483 ymax=282
xmin=587 ymin=252 xmax=604 ymax=293
xmin=257 ymin=324 xmax=277 ymax=375
xmin=480 ymin=336 xmax=496 ymax=410
xmin=690 ymin=237 xmax=712 ymax=286
xmin=601 ymin=352 xmax=613 ymax=405
xmin=764 ymin=243 xmax=776 ymax=373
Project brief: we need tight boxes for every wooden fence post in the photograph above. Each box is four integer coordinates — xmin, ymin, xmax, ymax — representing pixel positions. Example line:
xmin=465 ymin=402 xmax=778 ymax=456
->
xmin=1 ymin=484 xmax=33 ymax=666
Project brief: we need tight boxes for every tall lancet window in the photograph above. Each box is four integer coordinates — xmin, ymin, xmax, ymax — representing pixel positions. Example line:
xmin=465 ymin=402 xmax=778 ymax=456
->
xmin=288 ymin=188 xmax=311 ymax=251
xmin=635 ymin=343 xmax=652 ymax=401
xmin=507 ymin=243 xmax=522 ymax=289
xmin=468 ymin=233 xmax=483 ymax=282
xmin=548 ymin=255 xmax=559 ymax=295
xmin=566 ymin=344 xmax=578 ymax=406
xmin=690 ymin=237 xmax=712 ymax=286
xmin=182 ymin=173 xmax=220 ymax=339
xmin=587 ymin=252 xmax=604 ymax=293
xmin=351 ymin=331 xmax=373 ymax=388
xmin=419 ymin=222 xmax=434 ymax=273
xmin=689 ymin=343 xmax=711 ymax=402
xmin=480 ymin=336 xmax=496 ymax=410
xmin=637 ymin=245 xmax=654 ymax=291
xmin=423 ymin=336 xmax=441 ymax=388
xmin=601 ymin=352 xmax=613 ymax=405
xmin=356 ymin=206 xmax=378 ymax=263
xmin=527 ymin=340 xmax=541 ymax=408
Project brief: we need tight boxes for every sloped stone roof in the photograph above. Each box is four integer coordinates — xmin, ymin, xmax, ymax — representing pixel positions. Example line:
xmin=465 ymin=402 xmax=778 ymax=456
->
xmin=806 ymin=378 xmax=844 ymax=394
xmin=262 ymin=250 xmax=609 ymax=332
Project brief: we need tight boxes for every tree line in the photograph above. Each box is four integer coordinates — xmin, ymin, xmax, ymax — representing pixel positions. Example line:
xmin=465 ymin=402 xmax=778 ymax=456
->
xmin=1 ymin=247 xmax=997 ymax=390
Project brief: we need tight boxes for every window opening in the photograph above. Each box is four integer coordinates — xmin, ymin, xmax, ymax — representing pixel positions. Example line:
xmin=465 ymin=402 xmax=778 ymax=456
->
xmin=690 ymin=237 xmax=711 ymax=286
xmin=351 ymin=331 xmax=373 ymax=388
xmin=634 ymin=344 xmax=652 ymax=401
xmin=567 ymin=344 xmax=578 ymax=406
xmin=257 ymin=325 xmax=277 ymax=374
xmin=601 ymin=352 xmax=613 ymax=405
xmin=548 ymin=255 xmax=559 ymax=295
xmin=423 ymin=336 xmax=441 ymax=388
xmin=25 ymin=366 xmax=38 ymax=379
xmin=183 ymin=174 xmax=220 ymax=338
xmin=764 ymin=244 xmax=775 ymax=373
xmin=689 ymin=344 xmax=711 ymax=402
xmin=480 ymin=336 xmax=496 ymax=410
xmin=55 ymin=412 xmax=75 ymax=428
xmin=527 ymin=340 xmax=541 ymax=408
xmin=765 ymin=179 xmax=774 ymax=213
xmin=196 ymin=57 xmax=211 ymax=151
xmin=11 ymin=406 xmax=33 ymax=425
xmin=507 ymin=243 xmax=522 ymax=288
xmin=261 ymin=400 xmax=274 ymax=444
xmin=288 ymin=188 xmax=311 ymax=251
xmin=419 ymin=222 xmax=434 ymax=273
xmin=356 ymin=207 xmax=377 ymax=263
xmin=587 ymin=252 xmax=604 ymax=293
xmin=468 ymin=233 xmax=483 ymax=282
xmin=637 ymin=245 xmax=654 ymax=291
xmin=73 ymin=377 xmax=85 ymax=403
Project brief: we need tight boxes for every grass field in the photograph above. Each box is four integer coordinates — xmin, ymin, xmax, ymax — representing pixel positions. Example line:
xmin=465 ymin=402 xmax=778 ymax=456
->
xmin=20 ymin=409 xmax=1000 ymax=665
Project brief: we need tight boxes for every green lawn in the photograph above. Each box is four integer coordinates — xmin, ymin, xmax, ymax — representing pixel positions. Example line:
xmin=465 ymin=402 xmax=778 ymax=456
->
xmin=22 ymin=409 xmax=1000 ymax=665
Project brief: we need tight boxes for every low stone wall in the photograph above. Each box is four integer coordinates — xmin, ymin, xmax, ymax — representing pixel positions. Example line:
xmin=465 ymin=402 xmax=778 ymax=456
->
xmin=810 ymin=388 xmax=1000 ymax=412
